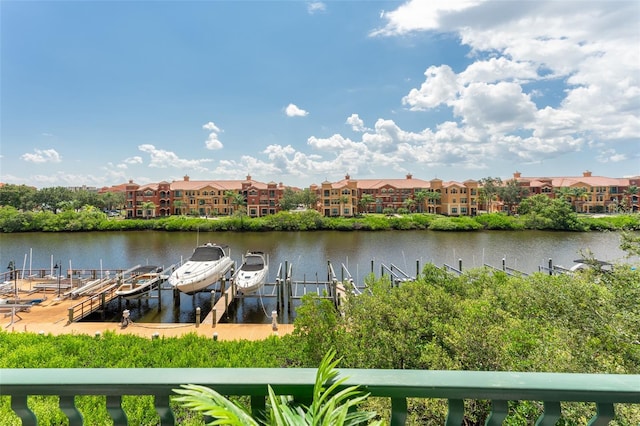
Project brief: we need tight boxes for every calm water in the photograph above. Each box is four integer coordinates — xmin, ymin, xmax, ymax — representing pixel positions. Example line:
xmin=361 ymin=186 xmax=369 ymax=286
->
xmin=1 ymin=230 xmax=632 ymax=323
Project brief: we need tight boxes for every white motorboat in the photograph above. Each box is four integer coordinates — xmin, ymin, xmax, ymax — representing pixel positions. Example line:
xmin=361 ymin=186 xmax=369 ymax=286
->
xmin=233 ymin=251 xmax=268 ymax=294
xmin=169 ymin=243 xmax=234 ymax=294
xmin=115 ymin=265 xmax=163 ymax=298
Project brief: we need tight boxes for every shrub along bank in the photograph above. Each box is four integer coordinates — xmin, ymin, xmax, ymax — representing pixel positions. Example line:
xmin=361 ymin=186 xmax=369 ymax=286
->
xmin=1 ymin=205 xmax=639 ymax=233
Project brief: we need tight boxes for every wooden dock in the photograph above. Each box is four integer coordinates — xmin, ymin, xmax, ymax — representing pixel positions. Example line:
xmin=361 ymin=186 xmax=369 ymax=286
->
xmin=0 ymin=260 xmax=369 ymax=340
xmin=1 ymin=278 xmax=292 ymax=340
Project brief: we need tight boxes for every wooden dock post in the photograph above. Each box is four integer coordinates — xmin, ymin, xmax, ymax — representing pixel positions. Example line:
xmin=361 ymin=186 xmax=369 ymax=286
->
xmin=548 ymin=258 xmax=553 ymax=275
xmin=173 ymin=287 xmax=180 ymax=306
xmin=224 ymin=286 xmax=228 ymax=313
xmin=287 ymin=273 xmax=293 ymax=316
xmin=101 ymin=292 xmax=106 ymax=320
xmin=416 ymin=260 xmax=420 ymax=278
xmin=157 ymin=279 xmax=162 ymax=312
xmin=332 ymin=280 xmax=338 ymax=308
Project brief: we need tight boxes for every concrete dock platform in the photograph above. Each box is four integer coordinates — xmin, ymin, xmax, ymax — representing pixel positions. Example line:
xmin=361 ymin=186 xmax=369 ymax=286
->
xmin=1 ymin=283 xmax=292 ymax=341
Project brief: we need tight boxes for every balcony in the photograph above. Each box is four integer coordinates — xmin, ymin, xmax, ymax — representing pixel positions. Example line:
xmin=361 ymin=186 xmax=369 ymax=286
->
xmin=2 ymin=369 xmax=638 ymax=425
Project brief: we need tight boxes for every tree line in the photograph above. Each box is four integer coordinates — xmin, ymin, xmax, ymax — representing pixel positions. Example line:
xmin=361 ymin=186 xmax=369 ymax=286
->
xmin=0 ymin=184 xmax=124 ymax=213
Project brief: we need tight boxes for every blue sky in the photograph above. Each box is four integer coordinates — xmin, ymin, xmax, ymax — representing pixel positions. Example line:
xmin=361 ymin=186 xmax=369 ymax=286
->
xmin=1 ymin=0 xmax=639 ymax=189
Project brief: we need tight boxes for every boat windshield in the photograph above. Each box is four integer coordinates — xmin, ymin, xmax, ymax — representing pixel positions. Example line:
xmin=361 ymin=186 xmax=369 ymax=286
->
xmin=243 ymin=255 xmax=264 ymax=271
xmin=190 ymin=245 xmax=225 ymax=262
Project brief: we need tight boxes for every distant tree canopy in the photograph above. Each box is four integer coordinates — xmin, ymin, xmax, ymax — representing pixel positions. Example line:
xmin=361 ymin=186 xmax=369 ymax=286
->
xmin=517 ymin=194 xmax=586 ymax=231
xmin=279 ymin=188 xmax=317 ymax=211
xmin=0 ymin=184 xmax=37 ymax=211
xmin=0 ymin=184 xmax=125 ymax=214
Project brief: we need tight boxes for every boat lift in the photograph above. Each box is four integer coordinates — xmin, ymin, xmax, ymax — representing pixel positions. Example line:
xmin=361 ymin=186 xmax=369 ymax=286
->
xmin=483 ymin=257 xmax=529 ymax=277
xmin=379 ymin=263 xmax=414 ymax=287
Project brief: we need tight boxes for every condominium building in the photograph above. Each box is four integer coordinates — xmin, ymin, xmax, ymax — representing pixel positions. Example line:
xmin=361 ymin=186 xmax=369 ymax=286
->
xmin=313 ymin=174 xmax=481 ymax=216
xmin=122 ymin=175 xmax=287 ymax=219
xmin=512 ymin=171 xmax=639 ymax=214
xmin=107 ymin=171 xmax=638 ymax=219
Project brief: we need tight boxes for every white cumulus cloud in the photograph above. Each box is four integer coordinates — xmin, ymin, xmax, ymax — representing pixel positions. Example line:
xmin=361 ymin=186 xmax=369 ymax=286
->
xmin=21 ymin=148 xmax=62 ymax=164
xmin=202 ymin=121 xmax=224 ymax=150
xmin=202 ymin=121 xmax=220 ymax=133
xmin=138 ymin=144 xmax=212 ymax=171
xmin=307 ymin=2 xmax=326 ymax=14
xmin=285 ymin=103 xmax=309 ymax=117
xmin=345 ymin=114 xmax=371 ymax=132
xmin=124 ymin=156 xmax=143 ymax=165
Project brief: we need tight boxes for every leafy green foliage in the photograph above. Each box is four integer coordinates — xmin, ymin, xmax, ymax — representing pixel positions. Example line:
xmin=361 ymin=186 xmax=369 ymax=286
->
xmin=278 ymin=188 xmax=318 ymax=211
xmin=473 ymin=213 xmax=525 ymax=230
xmin=581 ymin=214 xmax=640 ymax=231
xmin=291 ymin=263 xmax=640 ymax=424
xmin=518 ymin=195 xmax=587 ymax=231
xmin=1 ymin=204 xmax=638 ymax=233
xmin=174 ymin=350 xmax=381 ymax=426
xmin=292 ymin=294 xmax=344 ymax=364
xmin=428 ymin=216 xmax=483 ymax=231
xmin=174 ymin=384 xmax=259 ymax=425
xmin=620 ymin=231 xmax=640 ymax=257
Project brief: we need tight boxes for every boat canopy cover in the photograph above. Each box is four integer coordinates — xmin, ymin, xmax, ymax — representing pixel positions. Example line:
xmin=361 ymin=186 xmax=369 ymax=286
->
xmin=190 ymin=245 xmax=225 ymax=262
xmin=131 ymin=265 xmax=161 ymax=274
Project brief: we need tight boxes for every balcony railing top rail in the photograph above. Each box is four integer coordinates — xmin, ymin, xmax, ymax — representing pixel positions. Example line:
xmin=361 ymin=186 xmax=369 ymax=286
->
xmin=2 ymin=368 xmax=639 ymax=425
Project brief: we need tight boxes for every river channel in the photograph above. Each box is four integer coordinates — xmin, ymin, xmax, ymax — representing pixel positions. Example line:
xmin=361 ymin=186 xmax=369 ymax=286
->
xmin=1 ymin=230 xmax=632 ymax=324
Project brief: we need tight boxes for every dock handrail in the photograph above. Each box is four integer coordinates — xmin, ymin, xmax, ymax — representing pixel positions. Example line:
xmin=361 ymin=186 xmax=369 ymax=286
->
xmin=381 ymin=263 xmax=414 ymax=285
xmin=67 ymin=283 xmax=119 ymax=323
xmin=442 ymin=263 xmax=462 ymax=275
xmin=483 ymin=263 xmax=529 ymax=277
xmin=2 ymin=368 xmax=638 ymax=425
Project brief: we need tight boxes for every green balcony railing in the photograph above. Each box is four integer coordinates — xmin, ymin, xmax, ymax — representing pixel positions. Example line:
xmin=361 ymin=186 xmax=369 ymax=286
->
xmin=1 ymin=369 xmax=638 ymax=425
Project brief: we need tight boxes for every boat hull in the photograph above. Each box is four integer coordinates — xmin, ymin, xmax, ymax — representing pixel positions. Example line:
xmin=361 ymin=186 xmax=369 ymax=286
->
xmin=169 ymin=257 xmax=234 ymax=295
xmin=235 ymin=269 xmax=268 ymax=294
xmin=234 ymin=253 xmax=268 ymax=295
xmin=115 ymin=274 xmax=162 ymax=298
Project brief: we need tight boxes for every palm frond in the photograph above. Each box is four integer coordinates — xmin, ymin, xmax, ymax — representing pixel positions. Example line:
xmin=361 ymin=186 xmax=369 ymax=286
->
xmin=174 ymin=350 xmax=381 ymax=425
xmin=173 ymin=384 xmax=259 ymax=426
